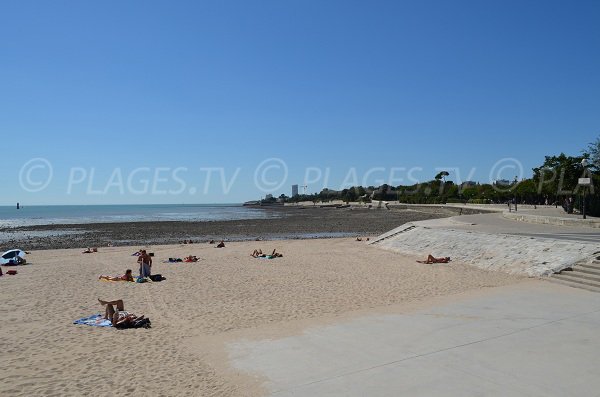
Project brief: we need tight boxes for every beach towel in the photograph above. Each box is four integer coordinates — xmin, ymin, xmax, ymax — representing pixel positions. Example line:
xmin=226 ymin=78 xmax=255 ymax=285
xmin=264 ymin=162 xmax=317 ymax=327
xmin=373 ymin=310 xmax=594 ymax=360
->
xmin=163 ymin=258 xmax=183 ymax=263
xmin=99 ymin=278 xmax=135 ymax=282
xmin=73 ymin=314 xmax=112 ymax=327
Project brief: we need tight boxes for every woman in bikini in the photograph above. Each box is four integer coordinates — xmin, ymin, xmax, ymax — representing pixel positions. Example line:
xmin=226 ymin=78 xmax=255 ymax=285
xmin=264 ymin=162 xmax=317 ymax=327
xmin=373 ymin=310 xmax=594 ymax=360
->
xmin=98 ymin=299 xmax=144 ymax=328
xmin=99 ymin=269 xmax=134 ymax=282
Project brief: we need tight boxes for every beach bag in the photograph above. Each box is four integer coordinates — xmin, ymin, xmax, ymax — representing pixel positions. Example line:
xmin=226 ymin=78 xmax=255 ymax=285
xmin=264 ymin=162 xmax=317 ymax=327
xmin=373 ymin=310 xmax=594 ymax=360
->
xmin=116 ymin=317 xmax=151 ymax=329
xmin=149 ymin=274 xmax=164 ymax=282
xmin=133 ymin=317 xmax=151 ymax=328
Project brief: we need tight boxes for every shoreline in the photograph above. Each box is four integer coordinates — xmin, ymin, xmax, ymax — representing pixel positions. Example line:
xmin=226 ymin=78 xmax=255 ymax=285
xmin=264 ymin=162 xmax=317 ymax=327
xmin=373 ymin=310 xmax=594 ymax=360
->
xmin=0 ymin=207 xmax=450 ymax=251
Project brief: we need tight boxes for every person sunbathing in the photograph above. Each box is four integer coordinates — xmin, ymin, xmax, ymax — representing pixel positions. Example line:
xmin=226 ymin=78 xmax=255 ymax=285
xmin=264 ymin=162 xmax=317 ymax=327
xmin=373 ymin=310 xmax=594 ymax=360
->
xmin=98 ymin=298 xmax=145 ymax=328
xmin=99 ymin=269 xmax=134 ymax=282
xmin=251 ymin=249 xmax=282 ymax=258
xmin=184 ymin=255 xmax=198 ymax=262
xmin=418 ymin=255 xmax=451 ymax=264
xmin=83 ymin=247 xmax=92 ymax=253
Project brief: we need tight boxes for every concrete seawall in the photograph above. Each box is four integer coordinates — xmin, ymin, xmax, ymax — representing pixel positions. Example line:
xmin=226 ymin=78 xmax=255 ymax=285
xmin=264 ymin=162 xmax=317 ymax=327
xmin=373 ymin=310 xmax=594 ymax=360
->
xmin=371 ymin=220 xmax=600 ymax=277
xmin=503 ymin=211 xmax=600 ymax=228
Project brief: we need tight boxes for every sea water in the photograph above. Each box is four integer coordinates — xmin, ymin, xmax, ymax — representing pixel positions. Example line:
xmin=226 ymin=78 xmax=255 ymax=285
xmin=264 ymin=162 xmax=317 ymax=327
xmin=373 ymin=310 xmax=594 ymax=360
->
xmin=0 ymin=204 xmax=278 ymax=227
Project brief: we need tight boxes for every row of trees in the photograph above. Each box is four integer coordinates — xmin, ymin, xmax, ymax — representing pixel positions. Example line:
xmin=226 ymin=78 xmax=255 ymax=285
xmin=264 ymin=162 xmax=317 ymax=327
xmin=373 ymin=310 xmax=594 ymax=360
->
xmin=279 ymin=138 xmax=600 ymax=215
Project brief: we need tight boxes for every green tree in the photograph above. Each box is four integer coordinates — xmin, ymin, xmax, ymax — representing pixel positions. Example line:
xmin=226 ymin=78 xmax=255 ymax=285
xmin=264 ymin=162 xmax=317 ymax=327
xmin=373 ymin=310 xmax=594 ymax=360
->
xmin=584 ymin=137 xmax=600 ymax=171
xmin=532 ymin=153 xmax=588 ymax=198
xmin=513 ymin=179 xmax=538 ymax=203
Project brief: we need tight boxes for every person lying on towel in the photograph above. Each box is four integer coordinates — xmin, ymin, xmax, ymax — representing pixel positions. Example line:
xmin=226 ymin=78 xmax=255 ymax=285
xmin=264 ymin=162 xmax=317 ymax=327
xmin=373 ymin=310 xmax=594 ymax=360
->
xmin=251 ymin=249 xmax=283 ymax=259
xmin=98 ymin=298 xmax=147 ymax=329
xmin=99 ymin=269 xmax=134 ymax=282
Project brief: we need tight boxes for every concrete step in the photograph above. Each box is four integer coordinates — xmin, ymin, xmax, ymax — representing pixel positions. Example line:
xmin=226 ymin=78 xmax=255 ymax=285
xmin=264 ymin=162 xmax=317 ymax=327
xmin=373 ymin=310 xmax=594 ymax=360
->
xmin=573 ymin=266 xmax=600 ymax=277
xmin=579 ymin=263 xmax=600 ymax=271
xmin=547 ymin=277 xmax=600 ymax=293
xmin=551 ymin=273 xmax=600 ymax=290
xmin=371 ymin=225 xmax=416 ymax=244
xmin=558 ymin=270 xmax=600 ymax=283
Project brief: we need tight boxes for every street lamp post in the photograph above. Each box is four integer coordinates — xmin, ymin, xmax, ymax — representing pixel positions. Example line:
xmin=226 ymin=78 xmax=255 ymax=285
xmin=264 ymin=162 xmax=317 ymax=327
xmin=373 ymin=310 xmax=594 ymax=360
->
xmin=581 ymin=159 xmax=589 ymax=219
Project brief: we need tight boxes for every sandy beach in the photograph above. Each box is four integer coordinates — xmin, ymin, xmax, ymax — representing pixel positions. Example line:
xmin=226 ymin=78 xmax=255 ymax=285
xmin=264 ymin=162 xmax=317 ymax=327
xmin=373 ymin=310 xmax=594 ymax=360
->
xmin=0 ymin=237 xmax=527 ymax=396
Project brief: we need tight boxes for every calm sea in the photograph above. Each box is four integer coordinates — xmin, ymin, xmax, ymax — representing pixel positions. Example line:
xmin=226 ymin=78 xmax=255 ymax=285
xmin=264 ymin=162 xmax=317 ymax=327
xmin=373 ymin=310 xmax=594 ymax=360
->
xmin=0 ymin=204 xmax=278 ymax=227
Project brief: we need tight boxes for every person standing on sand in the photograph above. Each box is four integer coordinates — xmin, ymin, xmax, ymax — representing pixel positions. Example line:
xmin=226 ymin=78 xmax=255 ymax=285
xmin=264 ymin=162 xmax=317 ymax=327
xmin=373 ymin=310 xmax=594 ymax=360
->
xmin=137 ymin=250 xmax=152 ymax=277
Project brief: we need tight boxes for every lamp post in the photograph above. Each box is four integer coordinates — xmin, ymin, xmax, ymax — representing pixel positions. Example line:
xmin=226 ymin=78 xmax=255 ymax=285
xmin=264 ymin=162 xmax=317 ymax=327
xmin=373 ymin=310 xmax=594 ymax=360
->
xmin=581 ymin=159 xmax=589 ymax=219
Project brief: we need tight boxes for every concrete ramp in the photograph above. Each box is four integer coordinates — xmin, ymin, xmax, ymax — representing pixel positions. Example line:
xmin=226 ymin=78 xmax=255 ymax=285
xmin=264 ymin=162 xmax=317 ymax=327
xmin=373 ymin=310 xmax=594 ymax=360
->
xmin=371 ymin=223 xmax=600 ymax=277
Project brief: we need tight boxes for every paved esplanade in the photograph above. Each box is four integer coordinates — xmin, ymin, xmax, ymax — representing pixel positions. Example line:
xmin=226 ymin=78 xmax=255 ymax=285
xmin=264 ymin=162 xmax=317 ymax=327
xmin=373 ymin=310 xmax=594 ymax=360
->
xmin=438 ymin=208 xmax=600 ymax=243
xmin=230 ymin=282 xmax=600 ymax=396
xmin=229 ymin=207 xmax=600 ymax=396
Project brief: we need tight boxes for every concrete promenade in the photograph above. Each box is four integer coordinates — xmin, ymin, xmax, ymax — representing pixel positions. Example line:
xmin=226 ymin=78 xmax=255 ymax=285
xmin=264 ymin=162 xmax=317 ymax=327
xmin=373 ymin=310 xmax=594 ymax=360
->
xmin=229 ymin=205 xmax=600 ymax=396
xmin=230 ymin=282 xmax=600 ymax=397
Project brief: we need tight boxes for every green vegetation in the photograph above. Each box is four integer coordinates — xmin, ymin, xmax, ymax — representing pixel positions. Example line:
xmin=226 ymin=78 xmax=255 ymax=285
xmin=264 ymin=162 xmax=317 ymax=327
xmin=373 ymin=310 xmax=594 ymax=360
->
xmin=285 ymin=137 xmax=600 ymax=215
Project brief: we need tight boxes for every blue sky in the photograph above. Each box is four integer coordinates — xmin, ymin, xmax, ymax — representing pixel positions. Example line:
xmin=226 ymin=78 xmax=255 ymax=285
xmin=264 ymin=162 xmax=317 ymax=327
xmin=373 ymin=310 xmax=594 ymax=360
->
xmin=1 ymin=0 xmax=599 ymax=204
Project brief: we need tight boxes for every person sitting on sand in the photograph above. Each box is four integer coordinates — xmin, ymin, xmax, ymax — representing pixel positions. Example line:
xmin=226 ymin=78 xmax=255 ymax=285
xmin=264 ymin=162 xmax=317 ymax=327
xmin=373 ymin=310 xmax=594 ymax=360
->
xmin=99 ymin=269 xmax=134 ymax=282
xmin=418 ymin=255 xmax=451 ymax=264
xmin=216 ymin=241 xmax=225 ymax=248
xmin=98 ymin=299 xmax=146 ymax=328
xmin=208 ymin=240 xmax=215 ymax=244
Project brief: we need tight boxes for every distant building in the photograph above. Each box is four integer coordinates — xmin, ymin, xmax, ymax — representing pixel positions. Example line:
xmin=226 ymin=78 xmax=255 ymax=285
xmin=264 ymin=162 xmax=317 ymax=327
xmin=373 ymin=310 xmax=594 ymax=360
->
xmin=461 ymin=181 xmax=477 ymax=188
xmin=265 ymin=194 xmax=273 ymax=200
xmin=292 ymin=184 xmax=299 ymax=197
xmin=495 ymin=179 xmax=511 ymax=187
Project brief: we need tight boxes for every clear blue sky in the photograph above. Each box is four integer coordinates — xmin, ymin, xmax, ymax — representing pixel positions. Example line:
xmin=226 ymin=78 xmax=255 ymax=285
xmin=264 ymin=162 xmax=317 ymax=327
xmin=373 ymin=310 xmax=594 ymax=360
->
xmin=1 ymin=0 xmax=599 ymax=204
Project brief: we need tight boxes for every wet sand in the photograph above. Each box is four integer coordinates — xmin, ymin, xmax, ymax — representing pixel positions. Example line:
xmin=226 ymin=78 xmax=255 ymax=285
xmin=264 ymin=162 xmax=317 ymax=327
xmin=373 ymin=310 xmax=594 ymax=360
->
xmin=0 ymin=207 xmax=449 ymax=251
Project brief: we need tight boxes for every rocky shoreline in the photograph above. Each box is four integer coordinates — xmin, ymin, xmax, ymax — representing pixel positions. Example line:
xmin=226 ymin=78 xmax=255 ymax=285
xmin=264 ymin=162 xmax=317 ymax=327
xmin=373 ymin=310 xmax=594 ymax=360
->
xmin=0 ymin=207 xmax=449 ymax=251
